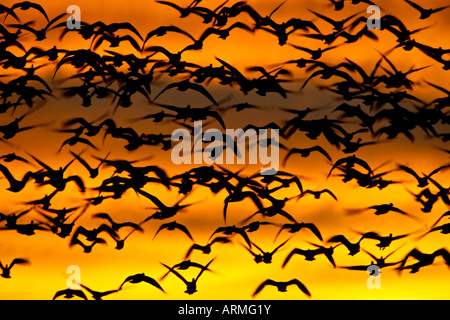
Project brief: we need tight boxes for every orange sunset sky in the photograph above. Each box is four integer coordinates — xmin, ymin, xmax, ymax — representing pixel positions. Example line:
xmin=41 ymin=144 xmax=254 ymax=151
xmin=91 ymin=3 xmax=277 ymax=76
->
xmin=0 ymin=0 xmax=449 ymax=300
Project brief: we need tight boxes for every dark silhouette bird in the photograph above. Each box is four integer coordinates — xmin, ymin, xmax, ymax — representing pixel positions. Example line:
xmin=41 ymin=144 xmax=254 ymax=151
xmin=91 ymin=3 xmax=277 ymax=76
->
xmin=298 ymin=189 xmax=337 ymax=201
xmin=339 ymin=249 xmax=401 ymax=271
xmin=153 ymin=79 xmax=218 ymax=106
xmin=20 ymin=190 xmax=58 ymax=210
xmin=308 ymin=10 xmax=360 ymax=31
xmin=357 ymin=231 xmax=409 ymax=250
xmin=7 ymin=13 xmax=66 ymax=41
xmin=53 ymin=288 xmax=88 ymax=300
xmin=274 ymin=222 xmax=323 ymax=241
xmin=155 ymin=0 xmax=203 ymax=19
xmin=27 ymin=154 xmax=85 ymax=192
xmin=70 ymin=151 xmax=109 ymax=179
xmin=36 ymin=205 xmax=88 ymax=238
xmin=283 ymin=244 xmax=337 ymax=268
xmin=290 ymin=44 xmax=342 ymax=61
xmin=0 ymin=209 xmax=31 ymax=229
xmin=327 ymin=234 xmax=365 ymax=256
xmin=353 ymin=203 xmax=410 ymax=217
xmin=159 ymin=259 xmax=214 ymax=280
xmin=153 ymin=221 xmax=193 ymax=241
xmin=404 ymin=0 xmax=450 ymax=20
xmin=138 ymin=189 xmax=194 ymax=221
xmin=69 ymin=237 xmax=107 ymax=253
xmin=0 ymin=4 xmax=20 ymax=21
xmin=398 ymin=164 xmax=450 ymax=188
xmin=422 ymin=211 xmax=450 ymax=237
xmin=185 ymin=236 xmax=231 ymax=259
xmin=92 ymin=213 xmax=142 ymax=233
xmin=0 ymin=164 xmax=36 ymax=192
xmin=252 ymin=279 xmax=310 ymax=297
xmin=0 ymin=153 xmax=29 ymax=164
xmin=119 ymin=273 xmax=165 ymax=292
xmin=328 ymin=155 xmax=373 ymax=178
xmin=223 ymin=191 xmax=263 ymax=223
xmin=210 ymin=225 xmax=252 ymax=248
xmin=0 ymin=111 xmax=47 ymax=140
xmin=243 ymin=239 xmax=289 ymax=264
xmin=0 ymin=258 xmax=29 ymax=278
xmin=397 ymin=248 xmax=450 ymax=273
xmin=78 ymin=283 xmax=120 ymax=300
xmin=428 ymin=178 xmax=450 ymax=206
xmin=69 ymin=224 xmax=118 ymax=253
xmin=283 ymin=146 xmax=331 ymax=166
xmin=161 ymin=258 xmax=213 ymax=295
xmin=10 ymin=2 xmax=49 ymax=22
xmin=142 ymin=25 xmax=194 ymax=49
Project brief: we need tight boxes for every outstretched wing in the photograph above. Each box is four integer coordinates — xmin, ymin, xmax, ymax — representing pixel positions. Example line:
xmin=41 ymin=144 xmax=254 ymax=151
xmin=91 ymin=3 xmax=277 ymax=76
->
xmin=286 ymin=279 xmax=311 ymax=296
xmin=252 ymin=279 xmax=277 ymax=297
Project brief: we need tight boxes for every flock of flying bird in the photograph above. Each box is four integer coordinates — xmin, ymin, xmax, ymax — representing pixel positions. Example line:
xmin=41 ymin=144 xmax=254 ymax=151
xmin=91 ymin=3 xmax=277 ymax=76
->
xmin=0 ymin=0 xmax=449 ymax=299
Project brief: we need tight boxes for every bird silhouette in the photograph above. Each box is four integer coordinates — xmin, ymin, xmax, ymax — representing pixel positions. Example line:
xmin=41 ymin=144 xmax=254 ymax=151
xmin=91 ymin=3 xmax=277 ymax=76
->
xmin=153 ymin=79 xmax=218 ymax=106
xmin=283 ymin=146 xmax=331 ymax=166
xmin=119 ymin=273 xmax=165 ymax=292
xmin=397 ymin=248 xmax=450 ymax=273
xmin=53 ymin=288 xmax=88 ymax=300
xmin=184 ymin=236 xmax=231 ymax=259
xmin=339 ymin=248 xmax=401 ymax=271
xmin=153 ymin=221 xmax=193 ymax=241
xmin=243 ymin=239 xmax=289 ymax=264
xmin=282 ymin=244 xmax=337 ymax=268
xmin=7 ymin=13 xmax=66 ymax=41
xmin=252 ymin=279 xmax=310 ymax=297
xmin=161 ymin=258 xmax=213 ymax=295
xmin=210 ymin=225 xmax=252 ymax=248
xmin=78 ymin=283 xmax=120 ymax=300
xmin=274 ymin=222 xmax=323 ymax=241
xmin=9 ymin=2 xmax=49 ymax=22
xmin=404 ymin=0 xmax=450 ymax=20
xmin=70 ymin=151 xmax=110 ymax=179
xmin=138 ymin=189 xmax=194 ymax=221
xmin=92 ymin=212 xmax=142 ymax=233
xmin=327 ymin=234 xmax=365 ymax=256
xmin=0 ymin=164 xmax=36 ymax=192
xmin=159 ymin=259 xmax=214 ymax=280
xmin=0 ymin=258 xmax=29 ymax=278
xmin=357 ymin=231 xmax=409 ymax=250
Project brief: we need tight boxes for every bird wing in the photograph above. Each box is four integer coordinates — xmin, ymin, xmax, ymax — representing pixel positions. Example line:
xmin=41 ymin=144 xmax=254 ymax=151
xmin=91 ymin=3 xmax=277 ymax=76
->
xmin=282 ymin=248 xmax=305 ymax=268
xmin=323 ymin=189 xmax=338 ymax=200
xmin=12 ymin=2 xmax=49 ymax=22
xmin=186 ymin=82 xmax=218 ymax=105
xmin=137 ymin=189 xmax=167 ymax=209
xmin=174 ymin=222 xmax=194 ymax=240
xmin=328 ymin=235 xmax=351 ymax=248
xmin=404 ymin=0 xmax=425 ymax=13
xmin=304 ymin=223 xmax=323 ymax=241
xmin=398 ymin=165 xmax=421 ymax=181
xmin=161 ymin=263 xmax=189 ymax=285
xmin=252 ymin=279 xmax=277 ymax=297
xmin=10 ymin=258 xmax=29 ymax=267
xmin=361 ymin=231 xmax=382 ymax=241
xmin=311 ymin=146 xmax=332 ymax=161
xmin=142 ymin=275 xmax=165 ymax=292
xmin=287 ymin=279 xmax=311 ymax=296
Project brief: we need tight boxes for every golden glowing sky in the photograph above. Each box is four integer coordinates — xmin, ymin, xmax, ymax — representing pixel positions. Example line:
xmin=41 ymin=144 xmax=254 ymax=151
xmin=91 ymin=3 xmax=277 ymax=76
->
xmin=0 ymin=0 xmax=449 ymax=300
